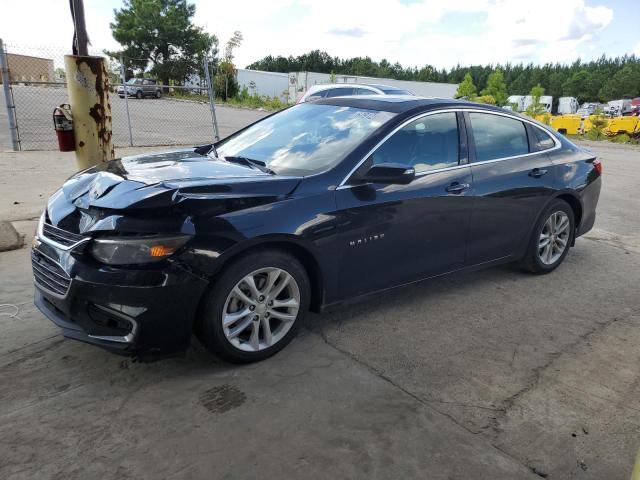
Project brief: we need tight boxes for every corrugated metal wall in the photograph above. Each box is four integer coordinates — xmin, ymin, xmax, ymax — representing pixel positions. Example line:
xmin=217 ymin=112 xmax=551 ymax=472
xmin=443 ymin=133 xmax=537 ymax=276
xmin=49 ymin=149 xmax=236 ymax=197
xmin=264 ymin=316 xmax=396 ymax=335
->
xmin=238 ymin=69 xmax=459 ymax=103
xmin=236 ymin=69 xmax=290 ymax=102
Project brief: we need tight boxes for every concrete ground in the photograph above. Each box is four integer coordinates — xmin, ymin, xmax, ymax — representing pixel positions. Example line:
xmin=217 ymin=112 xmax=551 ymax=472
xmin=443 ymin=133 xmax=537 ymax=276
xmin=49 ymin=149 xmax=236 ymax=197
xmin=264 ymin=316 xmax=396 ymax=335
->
xmin=1 ymin=140 xmax=639 ymax=479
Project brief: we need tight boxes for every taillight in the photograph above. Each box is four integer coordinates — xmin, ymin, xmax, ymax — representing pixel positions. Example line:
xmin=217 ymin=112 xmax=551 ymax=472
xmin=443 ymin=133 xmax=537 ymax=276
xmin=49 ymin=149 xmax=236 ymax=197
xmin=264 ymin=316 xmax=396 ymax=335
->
xmin=593 ymin=159 xmax=602 ymax=175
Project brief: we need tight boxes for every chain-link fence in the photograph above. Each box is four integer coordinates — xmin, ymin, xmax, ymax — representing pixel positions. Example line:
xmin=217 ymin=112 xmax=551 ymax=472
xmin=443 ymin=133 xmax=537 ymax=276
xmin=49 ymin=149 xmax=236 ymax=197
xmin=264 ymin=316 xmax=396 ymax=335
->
xmin=0 ymin=41 xmax=219 ymax=151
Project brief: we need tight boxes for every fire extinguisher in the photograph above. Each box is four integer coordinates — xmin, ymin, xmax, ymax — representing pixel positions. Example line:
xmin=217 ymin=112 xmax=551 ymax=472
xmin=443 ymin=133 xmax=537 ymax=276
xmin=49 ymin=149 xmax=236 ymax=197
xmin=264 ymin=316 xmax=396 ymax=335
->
xmin=53 ymin=104 xmax=75 ymax=152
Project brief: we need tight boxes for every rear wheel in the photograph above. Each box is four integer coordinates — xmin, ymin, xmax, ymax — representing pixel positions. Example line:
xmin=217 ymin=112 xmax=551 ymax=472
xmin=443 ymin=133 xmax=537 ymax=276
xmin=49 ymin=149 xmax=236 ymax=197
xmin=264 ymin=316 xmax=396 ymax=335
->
xmin=520 ymin=199 xmax=574 ymax=274
xmin=155 ymin=90 xmax=162 ymax=99
xmin=197 ymin=249 xmax=310 ymax=363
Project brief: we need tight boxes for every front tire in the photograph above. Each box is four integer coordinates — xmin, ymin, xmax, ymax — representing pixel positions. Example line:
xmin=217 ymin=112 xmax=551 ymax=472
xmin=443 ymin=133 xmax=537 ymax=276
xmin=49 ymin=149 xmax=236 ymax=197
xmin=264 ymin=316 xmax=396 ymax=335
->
xmin=136 ymin=90 xmax=143 ymax=99
xmin=520 ymin=199 xmax=574 ymax=274
xmin=197 ymin=249 xmax=310 ymax=363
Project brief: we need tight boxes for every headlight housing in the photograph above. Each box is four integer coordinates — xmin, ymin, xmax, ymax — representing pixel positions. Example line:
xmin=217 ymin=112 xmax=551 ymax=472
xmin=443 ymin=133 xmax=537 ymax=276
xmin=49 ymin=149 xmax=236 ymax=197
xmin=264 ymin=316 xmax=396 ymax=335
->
xmin=90 ymin=234 xmax=191 ymax=265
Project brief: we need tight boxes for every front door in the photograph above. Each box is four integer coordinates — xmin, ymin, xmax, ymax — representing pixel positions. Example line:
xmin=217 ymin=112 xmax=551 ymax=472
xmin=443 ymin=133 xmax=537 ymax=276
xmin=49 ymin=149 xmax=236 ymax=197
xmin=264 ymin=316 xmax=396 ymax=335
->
xmin=335 ymin=111 xmax=473 ymax=299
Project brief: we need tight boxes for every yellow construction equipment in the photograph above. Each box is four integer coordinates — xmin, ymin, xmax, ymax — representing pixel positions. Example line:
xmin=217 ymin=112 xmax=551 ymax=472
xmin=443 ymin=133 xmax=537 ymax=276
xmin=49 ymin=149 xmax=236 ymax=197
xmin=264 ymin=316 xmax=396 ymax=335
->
xmin=581 ymin=115 xmax=611 ymax=134
xmin=550 ymin=115 xmax=581 ymax=135
xmin=605 ymin=116 xmax=640 ymax=136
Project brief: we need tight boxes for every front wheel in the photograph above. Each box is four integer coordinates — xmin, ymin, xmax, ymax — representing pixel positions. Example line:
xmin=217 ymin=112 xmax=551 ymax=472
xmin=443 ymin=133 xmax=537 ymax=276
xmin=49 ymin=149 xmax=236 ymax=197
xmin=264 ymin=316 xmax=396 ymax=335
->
xmin=136 ymin=90 xmax=143 ymax=99
xmin=520 ymin=199 xmax=574 ymax=274
xmin=197 ymin=249 xmax=310 ymax=363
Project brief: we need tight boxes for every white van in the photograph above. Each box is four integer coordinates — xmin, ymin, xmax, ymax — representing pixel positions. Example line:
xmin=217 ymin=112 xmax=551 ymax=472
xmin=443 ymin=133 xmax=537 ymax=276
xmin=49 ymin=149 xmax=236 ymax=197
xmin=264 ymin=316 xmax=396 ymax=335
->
xmin=558 ymin=97 xmax=579 ymax=115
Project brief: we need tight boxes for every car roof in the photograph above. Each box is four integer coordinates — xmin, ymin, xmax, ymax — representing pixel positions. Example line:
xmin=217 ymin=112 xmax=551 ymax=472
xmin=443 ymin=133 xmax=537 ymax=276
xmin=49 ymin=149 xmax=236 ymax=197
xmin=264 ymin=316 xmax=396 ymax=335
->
xmin=313 ymin=95 xmax=508 ymax=114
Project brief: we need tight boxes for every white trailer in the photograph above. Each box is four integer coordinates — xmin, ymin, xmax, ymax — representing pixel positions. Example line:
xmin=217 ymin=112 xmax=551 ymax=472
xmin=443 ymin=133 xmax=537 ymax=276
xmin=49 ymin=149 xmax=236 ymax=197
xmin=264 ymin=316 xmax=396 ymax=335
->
xmin=523 ymin=95 xmax=553 ymax=113
xmin=507 ymin=95 xmax=525 ymax=112
xmin=605 ymin=99 xmax=632 ymax=117
xmin=558 ymin=97 xmax=579 ymax=115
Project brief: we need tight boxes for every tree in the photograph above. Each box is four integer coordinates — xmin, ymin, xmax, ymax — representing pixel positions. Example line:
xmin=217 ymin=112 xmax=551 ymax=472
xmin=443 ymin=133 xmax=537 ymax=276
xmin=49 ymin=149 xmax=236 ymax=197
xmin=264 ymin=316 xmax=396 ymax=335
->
xmin=526 ymin=84 xmax=547 ymax=117
xmin=455 ymin=73 xmax=477 ymax=99
xmin=224 ymin=31 xmax=243 ymax=62
xmin=215 ymin=31 xmax=244 ymax=100
xmin=109 ymin=0 xmax=217 ymax=85
xmin=562 ymin=70 xmax=599 ymax=103
xmin=481 ymin=68 xmax=508 ymax=105
xmin=54 ymin=68 xmax=66 ymax=82
xmin=475 ymin=95 xmax=496 ymax=105
xmin=598 ymin=65 xmax=640 ymax=101
xmin=246 ymin=49 xmax=640 ymax=104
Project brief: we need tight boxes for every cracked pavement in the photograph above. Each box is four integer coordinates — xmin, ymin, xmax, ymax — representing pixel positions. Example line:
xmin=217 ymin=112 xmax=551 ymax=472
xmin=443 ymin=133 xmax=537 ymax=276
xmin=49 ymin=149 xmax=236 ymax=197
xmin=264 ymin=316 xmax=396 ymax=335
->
xmin=1 ymin=139 xmax=639 ymax=479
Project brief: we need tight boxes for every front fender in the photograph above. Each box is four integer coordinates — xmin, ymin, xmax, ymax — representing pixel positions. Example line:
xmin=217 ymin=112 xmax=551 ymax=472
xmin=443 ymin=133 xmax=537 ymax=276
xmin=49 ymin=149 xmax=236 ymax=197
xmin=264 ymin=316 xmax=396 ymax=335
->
xmin=178 ymin=189 xmax=341 ymax=307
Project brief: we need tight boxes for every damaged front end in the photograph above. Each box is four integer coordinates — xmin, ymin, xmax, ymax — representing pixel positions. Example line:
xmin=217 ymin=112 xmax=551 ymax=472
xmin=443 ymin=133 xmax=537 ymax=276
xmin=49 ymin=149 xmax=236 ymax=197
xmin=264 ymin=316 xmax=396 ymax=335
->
xmin=32 ymin=149 xmax=302 ymax=357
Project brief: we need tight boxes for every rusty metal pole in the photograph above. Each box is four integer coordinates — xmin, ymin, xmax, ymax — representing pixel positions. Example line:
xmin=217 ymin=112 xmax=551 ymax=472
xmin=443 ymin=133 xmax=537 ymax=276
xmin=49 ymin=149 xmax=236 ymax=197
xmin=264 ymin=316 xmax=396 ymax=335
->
xmin=65 ymin=0 xmax=113 ymax=169
xmin=64 ymin=55 xmax=114 ymax=170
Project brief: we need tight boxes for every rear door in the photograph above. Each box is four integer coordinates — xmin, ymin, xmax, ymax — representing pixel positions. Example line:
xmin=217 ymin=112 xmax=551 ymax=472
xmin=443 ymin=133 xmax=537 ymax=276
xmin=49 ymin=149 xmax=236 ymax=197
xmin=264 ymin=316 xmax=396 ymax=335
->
xmin=335 ymin=111 xmax=474 ymax=298
xmin=465 ymin=111 xmax=558 ymax=264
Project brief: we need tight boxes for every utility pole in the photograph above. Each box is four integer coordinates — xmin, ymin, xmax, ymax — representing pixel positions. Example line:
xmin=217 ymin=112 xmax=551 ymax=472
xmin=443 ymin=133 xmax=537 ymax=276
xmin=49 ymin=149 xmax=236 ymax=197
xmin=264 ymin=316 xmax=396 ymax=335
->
xmin=65 ymin=0 xmax=114 ymax=169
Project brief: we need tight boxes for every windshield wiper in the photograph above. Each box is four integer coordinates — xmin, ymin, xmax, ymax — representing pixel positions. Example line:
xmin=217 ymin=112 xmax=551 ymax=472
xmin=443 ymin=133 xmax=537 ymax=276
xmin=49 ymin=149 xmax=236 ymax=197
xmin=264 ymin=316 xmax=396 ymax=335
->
xmin=223 ymin=156 xmax=276 ymax=175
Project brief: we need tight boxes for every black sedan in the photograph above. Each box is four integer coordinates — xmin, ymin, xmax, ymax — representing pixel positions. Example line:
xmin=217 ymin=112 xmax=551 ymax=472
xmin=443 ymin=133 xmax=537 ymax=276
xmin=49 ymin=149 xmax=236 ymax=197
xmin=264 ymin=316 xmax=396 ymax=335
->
xmin=32 ymin=96 xmax=602 ymax=362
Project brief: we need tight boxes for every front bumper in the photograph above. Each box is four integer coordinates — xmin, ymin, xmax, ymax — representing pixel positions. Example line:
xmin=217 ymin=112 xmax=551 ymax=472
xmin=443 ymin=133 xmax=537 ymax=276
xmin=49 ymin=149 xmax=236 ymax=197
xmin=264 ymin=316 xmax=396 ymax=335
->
xmin=32 ymin=240 xmax=209 ymax=357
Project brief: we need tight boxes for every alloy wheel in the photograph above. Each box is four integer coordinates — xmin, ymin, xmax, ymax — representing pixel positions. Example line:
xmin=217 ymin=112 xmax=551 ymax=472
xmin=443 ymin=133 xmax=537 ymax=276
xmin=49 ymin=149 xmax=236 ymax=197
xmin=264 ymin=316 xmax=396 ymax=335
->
xmin=538 ymin=211 xmax=570 ymax=265
xmin=222 ymin=267 xmax=300 ymax=352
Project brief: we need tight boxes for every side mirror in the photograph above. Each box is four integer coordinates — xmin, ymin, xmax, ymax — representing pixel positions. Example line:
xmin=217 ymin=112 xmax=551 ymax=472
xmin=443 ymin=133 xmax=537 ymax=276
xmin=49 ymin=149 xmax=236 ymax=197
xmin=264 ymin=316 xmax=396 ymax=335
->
xmin=360 ymin=162 xmax=415 ymax=185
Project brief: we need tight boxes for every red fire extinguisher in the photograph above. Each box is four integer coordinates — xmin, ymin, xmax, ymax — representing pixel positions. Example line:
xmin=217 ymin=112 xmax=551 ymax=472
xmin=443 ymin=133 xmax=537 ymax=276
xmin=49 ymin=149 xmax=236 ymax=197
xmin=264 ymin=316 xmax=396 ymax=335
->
xmin=53 ymin=104 xmax=75 ymax=152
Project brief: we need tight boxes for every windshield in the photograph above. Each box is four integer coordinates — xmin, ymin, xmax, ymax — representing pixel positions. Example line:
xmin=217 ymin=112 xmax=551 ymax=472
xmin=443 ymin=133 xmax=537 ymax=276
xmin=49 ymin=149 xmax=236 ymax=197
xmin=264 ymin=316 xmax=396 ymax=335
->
xmin=216 ymin=103 xmax=395 ymax=176
xmin=126 ymin=78 xmax=140 ymax=85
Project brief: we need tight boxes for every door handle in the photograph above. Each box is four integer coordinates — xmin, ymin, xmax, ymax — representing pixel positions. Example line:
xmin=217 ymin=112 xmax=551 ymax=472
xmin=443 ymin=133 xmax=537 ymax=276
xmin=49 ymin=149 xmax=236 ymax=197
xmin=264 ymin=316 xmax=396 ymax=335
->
xmin=445 ymin=182 xmax=470 ymax=194
xmin=529 ymin=168 xmax=548 ymax=178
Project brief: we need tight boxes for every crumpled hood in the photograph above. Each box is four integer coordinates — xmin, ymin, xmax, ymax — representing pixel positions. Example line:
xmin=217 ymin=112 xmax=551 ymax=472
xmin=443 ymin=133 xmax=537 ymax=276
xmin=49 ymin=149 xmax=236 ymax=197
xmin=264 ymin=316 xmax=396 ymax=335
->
xmin=46 ymin=149 xmax=302 ymax=233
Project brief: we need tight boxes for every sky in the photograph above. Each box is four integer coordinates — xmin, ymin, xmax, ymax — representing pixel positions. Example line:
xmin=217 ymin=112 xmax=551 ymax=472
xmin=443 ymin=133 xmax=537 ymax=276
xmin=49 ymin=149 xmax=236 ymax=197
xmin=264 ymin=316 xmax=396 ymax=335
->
xmin=1 ymin=0 xmax=639 ymax=70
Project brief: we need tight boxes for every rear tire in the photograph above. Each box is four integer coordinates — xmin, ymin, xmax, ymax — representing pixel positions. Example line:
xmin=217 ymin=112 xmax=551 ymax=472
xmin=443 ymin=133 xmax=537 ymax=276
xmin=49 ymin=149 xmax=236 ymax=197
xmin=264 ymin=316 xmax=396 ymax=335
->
xmin=520 ymin=199 xmax=574 ymax=274
xmin=197 ymin=249 xmax=310 ymax=363
xmin=155 ymin=90 xmax=162 ymax=99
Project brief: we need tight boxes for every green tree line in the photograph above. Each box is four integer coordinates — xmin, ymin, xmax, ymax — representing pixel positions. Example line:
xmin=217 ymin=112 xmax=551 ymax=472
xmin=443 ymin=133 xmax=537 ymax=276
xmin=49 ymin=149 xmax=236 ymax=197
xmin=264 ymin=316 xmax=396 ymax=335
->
xmin=247 ymin=50 xmax=640 ymax=103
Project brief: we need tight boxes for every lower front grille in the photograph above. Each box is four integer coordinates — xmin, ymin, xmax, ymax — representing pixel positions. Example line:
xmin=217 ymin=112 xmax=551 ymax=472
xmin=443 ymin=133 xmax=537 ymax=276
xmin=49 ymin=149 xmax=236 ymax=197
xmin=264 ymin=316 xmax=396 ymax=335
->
xmin=31 ymin=250 xmax=72 ymax=297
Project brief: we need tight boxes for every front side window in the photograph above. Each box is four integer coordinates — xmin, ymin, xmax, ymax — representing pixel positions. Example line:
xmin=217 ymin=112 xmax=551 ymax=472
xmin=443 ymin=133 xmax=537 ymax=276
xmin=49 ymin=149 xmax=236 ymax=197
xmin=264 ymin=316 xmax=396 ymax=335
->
xmin=469 ymin=113 xmax=529 ymax=161
xmin=371 ymin=112 xmax=459 ymax=173
xmin=216 ymin=104 xmax=395 ymax=176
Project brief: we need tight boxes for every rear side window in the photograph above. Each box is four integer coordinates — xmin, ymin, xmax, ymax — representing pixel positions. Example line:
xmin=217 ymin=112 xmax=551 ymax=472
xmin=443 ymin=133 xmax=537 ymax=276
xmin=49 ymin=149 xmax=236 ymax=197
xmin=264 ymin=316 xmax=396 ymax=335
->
xmin=324 ymin=87 xmax=356 ymax=97
xmin=383 ymin=89 xmax=412 ymax=95
xmin=533 ymin=127 xmax=556 ymax=150
xmin=469 ymin=113 xmax=529 ymax=161
xmin=305 ymin=91 xmax=327 ymax=101
xmin=355 ymin=88 xmax=379 ymax=96
xmin=372 ymin=112 xmax=459 ymax=173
